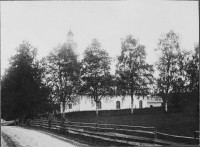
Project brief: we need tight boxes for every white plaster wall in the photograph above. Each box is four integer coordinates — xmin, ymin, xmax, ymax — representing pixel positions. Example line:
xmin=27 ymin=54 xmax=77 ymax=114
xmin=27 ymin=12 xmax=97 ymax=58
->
xmin=60 ymin=98 xmax=81 ymax=113
xmin=146 ymin=102 xmax=162 ymax=108
xmin=79 ymin=96 xmax=96 ymax=111
xmin=118 ymin=96 xmax=149 ymax=109
xmin=67 ymin=103 xmax=80 ymax=112
xmin=61 ymin=95 xmax=162 ymax=113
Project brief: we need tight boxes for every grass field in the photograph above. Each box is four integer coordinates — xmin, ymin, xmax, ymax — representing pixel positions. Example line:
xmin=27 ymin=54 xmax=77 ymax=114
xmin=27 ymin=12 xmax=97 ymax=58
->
xmin=49 ymin=92 xmax=199 ymax=137
xmin=67 ymin=110 xmax=198 ymax=137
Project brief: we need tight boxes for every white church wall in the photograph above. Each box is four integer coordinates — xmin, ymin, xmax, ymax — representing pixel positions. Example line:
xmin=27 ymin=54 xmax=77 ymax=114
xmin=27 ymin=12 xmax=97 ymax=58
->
xmin=79 ymin=96 xmax=96 ymax=111
xmin=69 ymin=102 xmax=80 ymax=112
xmin=61 ymin=100 xmax=80 ymax=113
xmin=146 ymin=102 xmax=162 ymax=108
xmin=61 ymin=95 xmax=162 ymax=113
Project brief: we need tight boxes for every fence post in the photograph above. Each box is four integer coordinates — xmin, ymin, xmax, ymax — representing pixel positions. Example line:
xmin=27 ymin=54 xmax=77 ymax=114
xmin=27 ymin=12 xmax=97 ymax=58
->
xmin=193 ymin=131 xmax=199 ymax=145
xmin=193 ymin=131 xmax=199 ymax=138
xmin=40 ymin=120 xmax=42 ymax=128
xmin=62 ymin=120 xmax=65 ymax=133
xmin=154 ymin=128 xmax=157 ymax=145
xmin=65 ymin=121 xmax=68 ymax=133
xmin=60 ymin=121 xmax=62 ymax=133
xmin=48 ymin=120 xmax=51 ymax=130
xmin=114 ymin=125 xmax=117 ymax=133
xmin=96 ymin=123 xmax=98 ymax=132
xmin=37 ymin=120 xmax=39 ymax=127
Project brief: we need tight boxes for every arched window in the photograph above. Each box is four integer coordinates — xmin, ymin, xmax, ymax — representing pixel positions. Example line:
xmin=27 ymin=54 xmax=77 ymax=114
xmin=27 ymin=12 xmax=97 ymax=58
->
xmin=150 ymin=105 xmax=153 ymax=108
xmin=97 ymin=101 xmax=102 ymax=109
xmin=139 ymin=100 xmax=143 ymax=108
xmin=68 ymin=104 xmax=72 ymax=109
xmin=116 ymin=101 xmax=120 ymax=109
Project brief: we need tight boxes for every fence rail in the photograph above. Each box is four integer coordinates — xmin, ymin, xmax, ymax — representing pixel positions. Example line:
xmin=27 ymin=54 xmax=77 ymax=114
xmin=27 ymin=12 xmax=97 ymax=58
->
xmin=29 ymin=119 xmax=199 ymax=146
xmin=156 ymin=131 xmax=199 ymax=144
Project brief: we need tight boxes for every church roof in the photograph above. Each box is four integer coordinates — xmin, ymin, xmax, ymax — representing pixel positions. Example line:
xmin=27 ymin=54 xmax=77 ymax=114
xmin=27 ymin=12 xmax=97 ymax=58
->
xmin=67 ymin=30 xmax=74 ymax=36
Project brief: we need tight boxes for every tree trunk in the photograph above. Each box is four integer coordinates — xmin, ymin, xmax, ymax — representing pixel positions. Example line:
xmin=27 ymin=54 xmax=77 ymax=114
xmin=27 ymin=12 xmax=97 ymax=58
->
xmin=131 ymin=95 xmax=134 ymax=114
xmin=96 ymin=102 xmax=98 ymax=117
xmin=163 ymin=94 xmax=168 ymax=112
xmin=62 ymin=102 xmax=66 ymax=120
xmin=165 ymin=100 xmax=168 ymax=112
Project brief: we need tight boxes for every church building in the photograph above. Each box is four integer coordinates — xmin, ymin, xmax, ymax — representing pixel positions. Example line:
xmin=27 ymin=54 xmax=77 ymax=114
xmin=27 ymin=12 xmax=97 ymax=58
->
xmin=61 ymin=95 xmax=163 ymax=113
xmin=60 ymin=29 xmax=163 ymax=113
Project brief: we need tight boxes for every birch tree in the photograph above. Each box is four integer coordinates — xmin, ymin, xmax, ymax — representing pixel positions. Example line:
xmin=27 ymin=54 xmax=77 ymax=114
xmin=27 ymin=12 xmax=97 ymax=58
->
xmin=81 ymin=39 xmax=114 ymax=117
xmin=42 ymin=44 xmax=81 ymax=120
xmin=155 ymin=30 xmax=181 ymax=112
xmin=116 ymin=35 xmax=154 ymax=114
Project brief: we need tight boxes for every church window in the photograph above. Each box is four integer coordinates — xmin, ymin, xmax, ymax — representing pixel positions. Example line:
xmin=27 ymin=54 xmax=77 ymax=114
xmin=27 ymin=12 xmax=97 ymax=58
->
xmin=97 ymin=101 xmax=102 ymax=109
xmin=139 ymin=100 xmax=143 ymax=108
xmin=68 ymin=104 xmax=72 ymax=109
xmin=116 ymin=101 xmax=120 ymax=109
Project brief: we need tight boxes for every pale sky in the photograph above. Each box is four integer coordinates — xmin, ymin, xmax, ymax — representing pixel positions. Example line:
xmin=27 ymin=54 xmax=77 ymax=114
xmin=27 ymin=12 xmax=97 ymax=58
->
xmin=1 ymin=1 xmax=199 ymax=75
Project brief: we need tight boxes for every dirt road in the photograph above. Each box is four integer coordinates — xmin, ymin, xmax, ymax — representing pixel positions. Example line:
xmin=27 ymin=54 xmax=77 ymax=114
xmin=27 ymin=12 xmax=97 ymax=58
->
xmin=1 ymin=126 xmax=89 ymax=147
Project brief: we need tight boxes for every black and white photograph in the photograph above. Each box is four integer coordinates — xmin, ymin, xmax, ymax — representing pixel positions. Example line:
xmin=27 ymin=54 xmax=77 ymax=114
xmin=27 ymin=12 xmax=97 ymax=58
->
xmin=1 ymin=1 xmax=199 ymax=146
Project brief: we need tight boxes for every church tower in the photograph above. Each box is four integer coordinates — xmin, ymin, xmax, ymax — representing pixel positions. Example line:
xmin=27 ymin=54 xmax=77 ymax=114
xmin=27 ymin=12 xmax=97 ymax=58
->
xmin=64 ymin=29 xmax=77 ymax=52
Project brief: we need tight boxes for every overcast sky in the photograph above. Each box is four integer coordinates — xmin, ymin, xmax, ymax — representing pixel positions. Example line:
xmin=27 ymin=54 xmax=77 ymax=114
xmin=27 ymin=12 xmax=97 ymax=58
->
xmin=1 ymin=1 xmax=199 ymax=75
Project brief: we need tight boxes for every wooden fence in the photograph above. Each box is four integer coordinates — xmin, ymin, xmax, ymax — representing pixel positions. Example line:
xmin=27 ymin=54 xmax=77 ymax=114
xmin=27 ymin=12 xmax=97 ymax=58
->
xmin=29 ymin=119 xmax=199 ymax=146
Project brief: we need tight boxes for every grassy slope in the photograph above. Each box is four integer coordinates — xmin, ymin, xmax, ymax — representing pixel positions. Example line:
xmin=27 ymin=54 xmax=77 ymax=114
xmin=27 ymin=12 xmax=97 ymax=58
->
xmin=64 ymin=92 xmax=199 ymax=137
xmin=68 ymin=111 xmax=198 ymax=137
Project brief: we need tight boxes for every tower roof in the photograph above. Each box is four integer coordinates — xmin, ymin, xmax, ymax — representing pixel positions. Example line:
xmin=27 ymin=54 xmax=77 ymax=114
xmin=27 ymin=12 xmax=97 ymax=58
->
xmin=67 ymin=30 xmax=74 ymax=36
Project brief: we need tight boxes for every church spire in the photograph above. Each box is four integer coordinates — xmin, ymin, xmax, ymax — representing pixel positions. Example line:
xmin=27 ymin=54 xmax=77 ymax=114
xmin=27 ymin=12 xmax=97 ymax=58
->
xmin=67 ymin=28 xmax=74 ymax=36
xmin=64 ymin=28 xmax=77 ymax=52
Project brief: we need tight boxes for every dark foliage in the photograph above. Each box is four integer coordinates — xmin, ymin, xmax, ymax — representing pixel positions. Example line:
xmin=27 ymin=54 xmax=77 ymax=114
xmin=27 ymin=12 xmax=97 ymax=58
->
xmin=1 ymin=41 xmax=50 ymax=121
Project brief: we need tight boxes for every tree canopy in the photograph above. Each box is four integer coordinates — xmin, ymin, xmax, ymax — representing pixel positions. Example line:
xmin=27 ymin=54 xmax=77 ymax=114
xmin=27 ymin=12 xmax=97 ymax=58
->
xmin=116 ymin=35 xmax=154 ymax=113
xmin=1 ymin=31 xmax=198 ymax=119
xmin=42 ymin=44 xmax=81 ymax=119
xmin=1 ymin=41 xmax=50 ymax=121
xmin=184 ymin=43 xmax=199 ymax=92
xmin=155 ymin=30 xmax=183 ymax=112
xmin=80 ymin=39 xmax=115 ymax=117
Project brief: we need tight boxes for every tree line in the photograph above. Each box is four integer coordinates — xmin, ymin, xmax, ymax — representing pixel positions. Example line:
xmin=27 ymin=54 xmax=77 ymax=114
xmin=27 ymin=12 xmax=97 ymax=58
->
xmin=1 ymin=30 xmax=199 ymax=121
